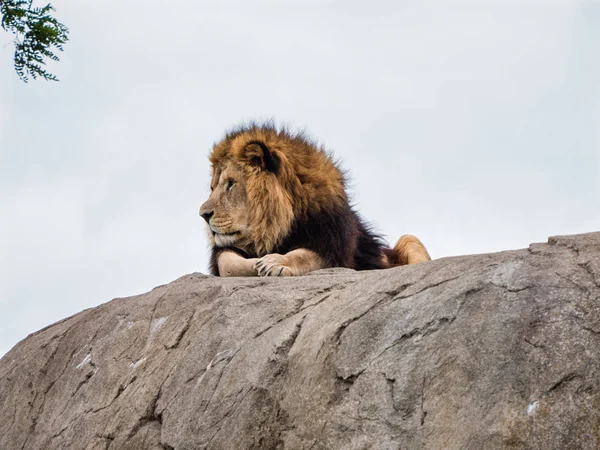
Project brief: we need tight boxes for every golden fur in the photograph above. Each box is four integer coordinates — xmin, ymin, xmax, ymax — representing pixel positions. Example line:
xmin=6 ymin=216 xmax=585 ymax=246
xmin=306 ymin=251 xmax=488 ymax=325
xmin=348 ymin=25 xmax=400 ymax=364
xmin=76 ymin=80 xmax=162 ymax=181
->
xmin=209 ymin=128 xmax=345 ymax=255
xmin=200 ymin=123 xmax=431 ymax=277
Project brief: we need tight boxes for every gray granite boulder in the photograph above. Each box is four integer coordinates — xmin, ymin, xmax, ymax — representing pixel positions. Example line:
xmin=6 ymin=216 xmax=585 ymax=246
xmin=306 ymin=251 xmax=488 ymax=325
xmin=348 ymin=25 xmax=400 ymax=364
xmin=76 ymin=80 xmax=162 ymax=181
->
xmin=1 ymin=232 xmax=599 ymax=449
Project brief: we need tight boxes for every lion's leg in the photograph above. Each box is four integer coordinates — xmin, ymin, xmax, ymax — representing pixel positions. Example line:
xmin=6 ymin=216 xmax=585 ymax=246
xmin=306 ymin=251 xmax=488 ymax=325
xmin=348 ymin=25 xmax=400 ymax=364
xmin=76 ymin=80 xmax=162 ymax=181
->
xmin=393 ymin=235 xmax=431 ymax=265
xmin=217 ymin=250 xmax=260 ymax=277
xmin=254 ymin=248 xmax=326 ymax=277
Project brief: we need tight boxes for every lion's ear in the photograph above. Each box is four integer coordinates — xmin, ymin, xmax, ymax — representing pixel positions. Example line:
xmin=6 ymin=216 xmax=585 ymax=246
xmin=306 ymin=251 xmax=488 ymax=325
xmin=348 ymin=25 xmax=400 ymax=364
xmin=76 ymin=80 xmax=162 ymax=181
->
xmin=244 ymin=141 xmax=280 ymax=173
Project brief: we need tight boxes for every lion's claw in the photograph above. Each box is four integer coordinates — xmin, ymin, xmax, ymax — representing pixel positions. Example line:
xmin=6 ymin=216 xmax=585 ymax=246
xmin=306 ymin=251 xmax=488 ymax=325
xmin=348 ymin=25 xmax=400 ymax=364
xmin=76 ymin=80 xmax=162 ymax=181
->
xmin=254 ymin=254 xmax=293 ymax=277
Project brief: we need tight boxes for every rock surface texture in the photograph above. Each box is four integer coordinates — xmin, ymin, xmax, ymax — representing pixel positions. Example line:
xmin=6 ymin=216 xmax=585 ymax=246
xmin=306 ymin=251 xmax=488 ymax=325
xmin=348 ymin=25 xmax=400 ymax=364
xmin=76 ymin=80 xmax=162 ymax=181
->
xmin=1 ymin=232 xmax=600 ymax=450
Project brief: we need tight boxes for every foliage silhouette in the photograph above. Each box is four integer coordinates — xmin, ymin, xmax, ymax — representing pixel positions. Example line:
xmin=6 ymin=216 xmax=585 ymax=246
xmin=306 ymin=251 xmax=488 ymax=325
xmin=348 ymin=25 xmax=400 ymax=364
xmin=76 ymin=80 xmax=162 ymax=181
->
xmin=1 ymin=0 xmax=68 ymax=82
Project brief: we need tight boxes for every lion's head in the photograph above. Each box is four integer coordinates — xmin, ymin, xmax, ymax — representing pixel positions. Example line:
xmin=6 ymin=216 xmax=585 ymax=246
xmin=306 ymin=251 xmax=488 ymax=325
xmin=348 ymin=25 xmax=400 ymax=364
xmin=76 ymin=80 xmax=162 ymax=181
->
xmin=199 ymin=159 xmax=253 ymax=248
xmin=199 ymin=124 xmax=346 ymax=256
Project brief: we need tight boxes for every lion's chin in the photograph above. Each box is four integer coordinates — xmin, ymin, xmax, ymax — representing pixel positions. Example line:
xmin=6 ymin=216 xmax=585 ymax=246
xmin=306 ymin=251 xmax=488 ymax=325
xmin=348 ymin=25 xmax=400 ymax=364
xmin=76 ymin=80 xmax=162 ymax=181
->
xmin=214 ymin=233 xmax=240 ymax=247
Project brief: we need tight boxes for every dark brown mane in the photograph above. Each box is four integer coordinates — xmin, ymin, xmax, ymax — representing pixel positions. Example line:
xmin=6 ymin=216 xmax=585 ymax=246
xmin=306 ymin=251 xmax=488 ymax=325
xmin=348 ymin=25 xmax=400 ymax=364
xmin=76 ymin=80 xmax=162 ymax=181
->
xmin=208 ymin=123 xmax=389 ymax=275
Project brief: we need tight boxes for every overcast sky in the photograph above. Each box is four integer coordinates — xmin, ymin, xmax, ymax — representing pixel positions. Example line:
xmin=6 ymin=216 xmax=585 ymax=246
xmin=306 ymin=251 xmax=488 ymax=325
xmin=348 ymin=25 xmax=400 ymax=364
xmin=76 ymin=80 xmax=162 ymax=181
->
xmin=1 ymin=0 xmax=598 ymax=357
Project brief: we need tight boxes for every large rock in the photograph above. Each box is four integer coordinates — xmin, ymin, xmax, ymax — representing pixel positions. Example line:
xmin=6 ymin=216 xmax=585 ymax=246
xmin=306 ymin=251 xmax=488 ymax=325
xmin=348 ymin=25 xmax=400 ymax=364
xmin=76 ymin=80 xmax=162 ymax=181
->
xmin=1 ymin=233 xmax=600 ymax=449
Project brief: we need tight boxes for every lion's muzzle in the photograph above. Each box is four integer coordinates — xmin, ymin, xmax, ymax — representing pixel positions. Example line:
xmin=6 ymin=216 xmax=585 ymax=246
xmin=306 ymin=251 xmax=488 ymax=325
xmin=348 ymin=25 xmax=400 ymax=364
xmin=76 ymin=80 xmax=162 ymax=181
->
xmin=199 ymin=201 xmax=214 ymax=224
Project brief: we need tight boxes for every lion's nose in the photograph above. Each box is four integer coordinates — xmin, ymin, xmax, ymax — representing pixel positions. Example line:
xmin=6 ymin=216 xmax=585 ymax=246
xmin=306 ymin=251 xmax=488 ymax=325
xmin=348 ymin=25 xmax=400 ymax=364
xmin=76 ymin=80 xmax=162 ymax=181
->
xmin=199 ymin=203 xmax=214 ymax=223
xmin=200 ymin=211 xmax=213 ymax=223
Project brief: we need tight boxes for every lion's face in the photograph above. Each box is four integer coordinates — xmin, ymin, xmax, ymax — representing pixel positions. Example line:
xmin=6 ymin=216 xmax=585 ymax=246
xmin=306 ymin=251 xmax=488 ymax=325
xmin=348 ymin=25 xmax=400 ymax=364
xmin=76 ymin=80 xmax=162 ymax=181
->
xmin=199 ymin=160 xmax=251 ymax=248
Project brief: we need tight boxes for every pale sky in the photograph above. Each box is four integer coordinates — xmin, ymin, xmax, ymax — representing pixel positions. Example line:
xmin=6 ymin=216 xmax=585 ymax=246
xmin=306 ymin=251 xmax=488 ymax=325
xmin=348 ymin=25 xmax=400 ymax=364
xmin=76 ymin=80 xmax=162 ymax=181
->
xmin=1 ymin=0 xmax=598 ymax=357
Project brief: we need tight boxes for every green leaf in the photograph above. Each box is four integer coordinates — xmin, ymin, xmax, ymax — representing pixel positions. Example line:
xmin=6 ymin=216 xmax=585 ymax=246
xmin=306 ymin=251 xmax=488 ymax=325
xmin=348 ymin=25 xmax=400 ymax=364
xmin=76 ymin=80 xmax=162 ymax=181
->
xmin=0 ymin=0 xmax=69 ymax=82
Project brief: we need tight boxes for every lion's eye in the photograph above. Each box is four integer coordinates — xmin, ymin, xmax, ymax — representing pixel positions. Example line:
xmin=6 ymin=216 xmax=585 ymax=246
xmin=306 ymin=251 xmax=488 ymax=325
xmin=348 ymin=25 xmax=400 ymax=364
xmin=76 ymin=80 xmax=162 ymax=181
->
xmin=226 ymin=179 xmax=236 ymax=191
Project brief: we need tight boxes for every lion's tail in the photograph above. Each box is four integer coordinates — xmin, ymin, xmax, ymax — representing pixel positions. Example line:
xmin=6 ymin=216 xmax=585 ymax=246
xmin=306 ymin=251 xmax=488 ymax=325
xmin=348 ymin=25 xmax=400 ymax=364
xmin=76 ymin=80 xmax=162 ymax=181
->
xmin=385 ymin=234 xmax=431 ymax=266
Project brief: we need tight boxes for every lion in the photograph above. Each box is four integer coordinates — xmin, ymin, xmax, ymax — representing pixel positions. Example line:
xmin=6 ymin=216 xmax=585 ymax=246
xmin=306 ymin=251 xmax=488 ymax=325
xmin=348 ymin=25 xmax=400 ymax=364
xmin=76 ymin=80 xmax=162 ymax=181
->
xmin=199 ymin=123 xmax=431 ymax=277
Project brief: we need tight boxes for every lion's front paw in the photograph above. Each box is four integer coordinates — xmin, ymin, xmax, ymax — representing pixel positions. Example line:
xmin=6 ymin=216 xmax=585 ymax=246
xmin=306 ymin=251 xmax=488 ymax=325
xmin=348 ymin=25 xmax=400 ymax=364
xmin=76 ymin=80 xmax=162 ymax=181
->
xmin=254 ymin=254 xmax=294 ymax=277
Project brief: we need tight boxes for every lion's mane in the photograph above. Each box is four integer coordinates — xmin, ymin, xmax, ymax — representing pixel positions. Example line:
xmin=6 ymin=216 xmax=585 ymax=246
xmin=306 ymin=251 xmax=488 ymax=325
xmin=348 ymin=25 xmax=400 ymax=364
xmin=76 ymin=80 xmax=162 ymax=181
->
xmin=207 ymin=123 xmax=399 ymax=276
